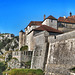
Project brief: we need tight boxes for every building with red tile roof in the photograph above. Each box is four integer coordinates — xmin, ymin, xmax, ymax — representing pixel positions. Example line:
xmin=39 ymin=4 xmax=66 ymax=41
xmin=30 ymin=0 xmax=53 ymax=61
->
xmin=19 ymin=12 xmax=75 ymax=51
xmin=58 ymin=12 xmax=75 ymax=32
xmin=34 ymin=25 xmax=62 ymax=33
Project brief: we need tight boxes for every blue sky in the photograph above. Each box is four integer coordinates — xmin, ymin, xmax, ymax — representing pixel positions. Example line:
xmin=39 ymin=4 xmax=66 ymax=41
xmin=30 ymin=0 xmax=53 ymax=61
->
xmin=0 ymin=0 xmax=75 ymax=36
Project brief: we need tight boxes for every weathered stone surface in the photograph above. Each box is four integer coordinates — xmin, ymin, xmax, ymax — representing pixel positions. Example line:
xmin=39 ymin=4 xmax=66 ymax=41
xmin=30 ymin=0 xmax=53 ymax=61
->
xmin=8 ymin=59 xmax=21 ymax=69
xmin=12 ymin=51 xmax=32 ymax=62
xmin=45 ymin=30 xmax=75 ymax=75
xmin=31 ymin=31 xmax=49 ymax=70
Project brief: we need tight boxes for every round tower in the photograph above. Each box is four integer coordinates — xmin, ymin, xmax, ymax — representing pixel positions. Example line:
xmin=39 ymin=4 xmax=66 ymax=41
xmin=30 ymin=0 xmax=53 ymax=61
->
xmin=19 ymin=30 xmax=23 ymax=50
xmin=23 ymin=32 xmax=25 ymax=46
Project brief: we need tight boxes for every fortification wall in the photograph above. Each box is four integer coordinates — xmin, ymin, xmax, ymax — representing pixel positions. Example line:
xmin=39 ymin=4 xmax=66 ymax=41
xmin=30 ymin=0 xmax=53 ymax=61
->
xmin=45 ymin=30 xmax=75 ymax=75
xmin=21 ymin=51 xmax=32 ymax=62
xmin=58 ymin=22 xmax=75 ymax=32
xmin=26 ymin=31 xmax=34 ymax=51
xmin=31 ymin=31 xmax=49 ymax=70
xmin=12 ymin=51 xmax=32 ymax=62
xmin=48 ymin=30 xmax=75 ymax=43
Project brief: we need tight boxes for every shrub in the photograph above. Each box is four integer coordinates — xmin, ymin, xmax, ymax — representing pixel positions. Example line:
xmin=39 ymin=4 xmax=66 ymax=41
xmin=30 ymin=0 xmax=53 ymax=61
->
xmin=3 ymin=69 xmax=44 ymax=75
xmin=25 ymin=61 xmax=31 ymax=66
xmin=70 ymin=67 xmax=75 ymax=72
xmin=12 ymin=57 xmax=18 ymax=61
xmin=20 ymin=45 xmax=28 ymax=51
xmin=0 ymin=62 xmax=7 ymax=73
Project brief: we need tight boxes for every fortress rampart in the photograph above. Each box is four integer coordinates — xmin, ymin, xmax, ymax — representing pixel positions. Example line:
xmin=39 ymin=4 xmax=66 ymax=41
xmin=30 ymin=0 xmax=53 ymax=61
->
xmin=31 ymin=30 xmax=75 ymax=75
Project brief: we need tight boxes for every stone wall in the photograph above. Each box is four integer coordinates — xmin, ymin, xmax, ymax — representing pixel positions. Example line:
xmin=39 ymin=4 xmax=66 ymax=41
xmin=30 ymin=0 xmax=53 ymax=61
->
xmin=45 ymin=30 xmax=75 ymax=75
xmin=19 ymin=32 xmax=24 ymax=50
xmin=31 ymin=31 xmax=49 ymax=70
xmin=8 ymin=59 xmax=21 ymax=69
xmin=42 ymin=19 xmax=57 ymax=29
xmin=26 ymin=31 xmax=35 ymax=51
xmin=58 ymin=22 xmax=75 ymax=32
xmin=12 ymin=51 xmax=33 ymax=62
xmin=21 ymin=51 xmax=33 ymax=62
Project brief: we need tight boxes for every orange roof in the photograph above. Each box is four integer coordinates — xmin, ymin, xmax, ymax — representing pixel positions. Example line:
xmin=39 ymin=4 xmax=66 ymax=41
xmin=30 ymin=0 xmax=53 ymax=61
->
xmin=58 ymin=15 xmax=75 ymax=23
xmin=28 ymin=21 xmax=42 ymax=27
xmin=47 ymin=15 xmax=57 ymax=20
xmin=34 ymin=25 xmax=62 ymax=33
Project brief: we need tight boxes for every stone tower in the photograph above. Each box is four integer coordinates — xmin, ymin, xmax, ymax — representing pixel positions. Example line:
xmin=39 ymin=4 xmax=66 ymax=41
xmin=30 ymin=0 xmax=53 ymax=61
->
xmin=19 ymin=30 xmax=24 ymax=50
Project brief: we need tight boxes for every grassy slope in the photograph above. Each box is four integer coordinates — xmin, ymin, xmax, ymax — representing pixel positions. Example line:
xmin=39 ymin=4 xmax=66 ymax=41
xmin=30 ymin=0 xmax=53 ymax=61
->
xmin=3 ymin=69 xmax=44 ymax=75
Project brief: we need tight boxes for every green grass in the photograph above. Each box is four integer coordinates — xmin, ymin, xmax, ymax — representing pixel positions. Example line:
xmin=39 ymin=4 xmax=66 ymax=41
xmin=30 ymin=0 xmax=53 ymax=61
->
xmin=3 ymin=69 xmax=44 ymax=75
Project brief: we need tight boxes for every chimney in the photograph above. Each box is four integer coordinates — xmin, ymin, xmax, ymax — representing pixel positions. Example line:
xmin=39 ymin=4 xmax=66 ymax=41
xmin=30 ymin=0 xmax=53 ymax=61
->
xmin=70 ymin=12 xmax=72 ymax=17
xmin=44 ymin=15 xmax=46 ymax=20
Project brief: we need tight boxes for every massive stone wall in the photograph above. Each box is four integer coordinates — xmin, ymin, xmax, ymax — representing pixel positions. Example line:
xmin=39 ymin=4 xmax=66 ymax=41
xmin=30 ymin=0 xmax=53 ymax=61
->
xmin=45 ymin=30 xmax=75 ymax=75
xmin=26 ymin=31 xmax=35 ymax=51
xmin=58 ymin=22 xmax=75 ymax=32
xmin=31 ymin=31 xmax=49 ymax=70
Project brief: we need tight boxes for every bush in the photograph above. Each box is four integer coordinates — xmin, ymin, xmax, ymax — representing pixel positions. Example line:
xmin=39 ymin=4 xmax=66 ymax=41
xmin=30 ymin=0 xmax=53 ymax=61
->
xmin=25 ymin=61 xmax=31 ymax=66
xmin=3 ymin=69 xmax=44 ymax=75
xmin=12 ymin=57 xmax=18 ymax=61
xmin=20 ymin=45 xmax=28 ymax=51
xmin=70 ymin=67 xmax=75 ymax=72
xmin=0 ymin=62 xmax=7 ymax=74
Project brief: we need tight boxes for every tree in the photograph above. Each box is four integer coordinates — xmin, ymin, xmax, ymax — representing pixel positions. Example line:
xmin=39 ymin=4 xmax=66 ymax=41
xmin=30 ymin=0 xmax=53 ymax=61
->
xmin=20 ymin=45 xmax=28 ymax=51
xmin=0 ymin=62 xmax=7 ymax=74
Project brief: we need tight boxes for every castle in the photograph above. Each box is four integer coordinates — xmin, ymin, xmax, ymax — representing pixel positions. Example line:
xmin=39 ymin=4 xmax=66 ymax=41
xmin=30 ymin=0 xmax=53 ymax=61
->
xmin=11 ymin=12 xmax=75 ymax=75
xmin=19 ymin=12 xmax=75 ymax=51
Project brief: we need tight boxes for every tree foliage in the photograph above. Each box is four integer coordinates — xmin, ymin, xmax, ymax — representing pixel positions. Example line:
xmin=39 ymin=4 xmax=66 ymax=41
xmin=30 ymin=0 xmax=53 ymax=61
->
xmin=20 ymin=45 xmax=28 ymax=51
xmin=0 ymin=62 xmax=7 ymax=73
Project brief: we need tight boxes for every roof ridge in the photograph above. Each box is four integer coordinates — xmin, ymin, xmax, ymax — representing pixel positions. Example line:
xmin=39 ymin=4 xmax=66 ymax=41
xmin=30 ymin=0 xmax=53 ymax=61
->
xmin=46 ymin=15 xmax=57 ymax=20
xmin=34 ymin=25 xmax=62 ymax=33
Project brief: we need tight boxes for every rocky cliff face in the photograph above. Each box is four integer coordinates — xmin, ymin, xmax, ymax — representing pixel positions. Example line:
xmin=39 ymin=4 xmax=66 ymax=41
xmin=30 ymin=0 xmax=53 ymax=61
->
xmin=0 ymin=34 xmax=19 ymax=55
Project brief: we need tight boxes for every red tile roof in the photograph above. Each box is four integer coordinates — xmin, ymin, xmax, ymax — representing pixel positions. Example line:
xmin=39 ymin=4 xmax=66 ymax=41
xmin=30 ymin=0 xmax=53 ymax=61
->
xmin=34 ymin=25 xmax=62 ymax=33
xmin=58 ymin=15 xmax=75 ymax=23
xmin=47 ymin=15 xmax=57 ymax=20
xmin=28 ymin=21 xmax=42 ymax=27
xmin=26 ymin=15 xmax=57 ymax=29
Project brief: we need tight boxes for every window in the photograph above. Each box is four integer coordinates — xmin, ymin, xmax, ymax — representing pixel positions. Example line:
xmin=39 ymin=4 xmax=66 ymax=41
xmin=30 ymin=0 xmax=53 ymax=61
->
xmin=54 ymin=35 xmax=56 ymax=39
xmin=51 ymin=20 xmax=53 ymax=22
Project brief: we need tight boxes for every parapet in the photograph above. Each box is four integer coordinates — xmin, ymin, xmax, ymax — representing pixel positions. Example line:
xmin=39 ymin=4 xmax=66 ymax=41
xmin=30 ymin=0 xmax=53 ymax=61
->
xmin=48 ymin=30 xmax=75 ymax=43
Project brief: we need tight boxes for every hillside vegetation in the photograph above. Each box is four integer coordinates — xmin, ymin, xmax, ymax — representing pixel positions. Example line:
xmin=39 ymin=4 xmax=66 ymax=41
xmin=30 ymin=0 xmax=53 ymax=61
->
xmin=0 ymin=36 xmax=19 ymax=51
xmin=3 ymin=69 xmax=44 ymax=75
xmin=0 ymin=62 xmax=7 ymax=75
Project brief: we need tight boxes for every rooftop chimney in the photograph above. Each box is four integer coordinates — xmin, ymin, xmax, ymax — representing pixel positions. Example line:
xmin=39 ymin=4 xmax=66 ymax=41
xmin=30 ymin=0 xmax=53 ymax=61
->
xmin=44 ymin=15 xmax=46 ymax=20
xmin=70 ymin=12 xmax=72 ymax=17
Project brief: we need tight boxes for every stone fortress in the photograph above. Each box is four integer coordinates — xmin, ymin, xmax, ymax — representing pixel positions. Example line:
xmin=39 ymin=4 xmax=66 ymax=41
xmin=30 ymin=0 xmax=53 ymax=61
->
xmin=12 ymin=12 xmax=75 ymax=75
